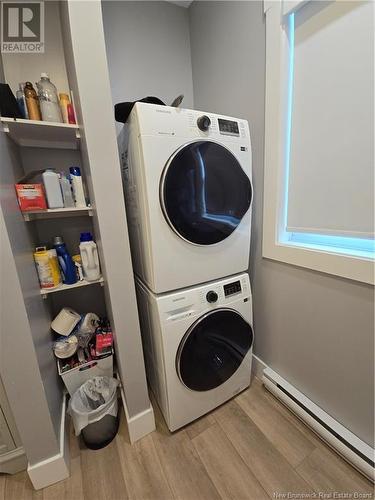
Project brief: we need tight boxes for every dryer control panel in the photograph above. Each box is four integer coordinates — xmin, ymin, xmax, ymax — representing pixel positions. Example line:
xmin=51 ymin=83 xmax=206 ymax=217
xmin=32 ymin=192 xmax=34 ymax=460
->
xmin=218 ymin=118 xmax=240 ymax=137
xmin=132 ymin=102 xmax=250 ymax=143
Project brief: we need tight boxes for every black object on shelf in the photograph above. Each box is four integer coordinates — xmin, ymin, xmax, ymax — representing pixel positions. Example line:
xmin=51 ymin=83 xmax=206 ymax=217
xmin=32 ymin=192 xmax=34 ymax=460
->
xmin=114 ymin=96 xmax=165 ymax=123
xmin=0 ymin=84 xmax=22 ymax=119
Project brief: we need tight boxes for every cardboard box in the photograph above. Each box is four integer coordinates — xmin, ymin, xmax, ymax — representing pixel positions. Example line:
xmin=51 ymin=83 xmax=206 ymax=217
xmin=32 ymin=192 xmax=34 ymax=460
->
xmin=58 ymin=353 xmax=113 ymax=396
xmin=15 ymin=183 xmax=47 ymax=212
xmin=15 ymin=169 xmax=48 ymax=212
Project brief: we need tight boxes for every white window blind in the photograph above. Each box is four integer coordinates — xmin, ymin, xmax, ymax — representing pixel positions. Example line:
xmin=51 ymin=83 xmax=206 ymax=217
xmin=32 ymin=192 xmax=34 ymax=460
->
xmin=287 ymin=1 xmax=374 ymax=239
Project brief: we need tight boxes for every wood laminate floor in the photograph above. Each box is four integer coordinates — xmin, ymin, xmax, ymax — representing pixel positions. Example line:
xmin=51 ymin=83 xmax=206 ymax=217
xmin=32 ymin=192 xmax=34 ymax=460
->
xmin=1 ymin=378 xmax=373 ymax=500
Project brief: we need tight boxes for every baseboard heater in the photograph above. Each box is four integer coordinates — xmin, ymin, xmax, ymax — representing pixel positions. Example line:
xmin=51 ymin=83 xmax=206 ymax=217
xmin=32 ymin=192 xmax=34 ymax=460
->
xmin=262 ymin=367 xmax=374 ymax=482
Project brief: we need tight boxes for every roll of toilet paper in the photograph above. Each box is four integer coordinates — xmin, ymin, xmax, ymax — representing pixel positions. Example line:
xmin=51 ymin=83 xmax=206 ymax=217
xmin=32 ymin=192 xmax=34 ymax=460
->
xmin=51 ymin=307 xmax=81 ymax=336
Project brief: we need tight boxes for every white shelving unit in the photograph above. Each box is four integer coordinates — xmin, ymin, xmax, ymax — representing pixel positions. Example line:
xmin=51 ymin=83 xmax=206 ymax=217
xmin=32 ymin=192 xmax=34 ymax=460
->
xmin=0 ymin=117 xmax=80 ymax=149
xmin=22 ymin=207 xmax=93 ymax=221
xmin=40 ymin=277 xmax=104 ymax=299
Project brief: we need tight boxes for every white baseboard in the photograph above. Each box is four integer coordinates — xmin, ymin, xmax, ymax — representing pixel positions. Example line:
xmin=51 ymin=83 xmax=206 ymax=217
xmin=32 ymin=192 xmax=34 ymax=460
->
xmin=263 ymin=367 xmax=375 ymax=482
xmin=120 ymin=386 xmax=155 ymax=443
xmin=27 ymin=393 xmax=70 ymax=490
xmin=0 ymin=446 xmax=27 ymax=474
xmin=251 ymin=353 xmax=267 ymax=379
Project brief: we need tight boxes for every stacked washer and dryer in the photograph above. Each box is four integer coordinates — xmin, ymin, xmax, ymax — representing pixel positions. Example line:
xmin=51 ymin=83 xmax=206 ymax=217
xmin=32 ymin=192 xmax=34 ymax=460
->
xmin=119 ymin=103 xmax=254 ymax=431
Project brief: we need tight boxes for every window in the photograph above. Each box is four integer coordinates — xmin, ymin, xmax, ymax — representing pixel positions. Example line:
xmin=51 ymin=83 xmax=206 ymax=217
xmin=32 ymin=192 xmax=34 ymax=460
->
xmin=262 ymin=0 xmax=374 ymax=284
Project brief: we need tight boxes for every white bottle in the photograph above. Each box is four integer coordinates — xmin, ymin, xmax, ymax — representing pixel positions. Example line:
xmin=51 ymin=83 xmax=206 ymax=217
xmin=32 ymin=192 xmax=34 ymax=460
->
xmin=79 ymin=232 xmax=101 ymax=281
xmin=42 ymin=169 xmax=64 ymax=209
xmin=36 ymin=73 xmax=63 ymax=123
xmin=59 ymin=173 xmax=74 ymax=208
xmin=69 ymin=167 xmax=86 ymax=207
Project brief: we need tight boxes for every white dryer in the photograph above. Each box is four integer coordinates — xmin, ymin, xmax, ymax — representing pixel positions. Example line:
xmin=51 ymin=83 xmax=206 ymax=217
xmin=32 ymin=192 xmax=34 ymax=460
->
xmin=119 ymin=103 xmax=253 ymax=294
xmin=135 ymin=273 xmax=254 ymax=431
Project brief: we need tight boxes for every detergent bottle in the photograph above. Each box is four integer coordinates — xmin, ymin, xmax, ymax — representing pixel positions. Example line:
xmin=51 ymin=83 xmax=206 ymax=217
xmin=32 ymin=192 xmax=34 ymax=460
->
xmin=79 ymin=232 xmax=101 ymax=281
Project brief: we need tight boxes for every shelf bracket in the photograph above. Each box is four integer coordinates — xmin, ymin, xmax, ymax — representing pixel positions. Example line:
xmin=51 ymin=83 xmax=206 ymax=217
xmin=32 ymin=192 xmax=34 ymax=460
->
xmin=1 ymin=122 xmax=10 ymax=133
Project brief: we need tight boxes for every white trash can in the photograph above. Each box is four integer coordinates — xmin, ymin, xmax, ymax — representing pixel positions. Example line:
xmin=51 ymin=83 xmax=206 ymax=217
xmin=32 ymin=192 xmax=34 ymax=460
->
xmin=69 ymin=376 xmax=119 ymax=449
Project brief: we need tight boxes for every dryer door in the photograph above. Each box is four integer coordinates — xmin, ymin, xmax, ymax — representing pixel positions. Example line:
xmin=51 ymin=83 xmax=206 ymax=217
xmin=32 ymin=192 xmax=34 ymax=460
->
xmin=176 ymin=308 xmax=253 ymax=392
xmin=161 ymin=141 xmax=252 ymax=245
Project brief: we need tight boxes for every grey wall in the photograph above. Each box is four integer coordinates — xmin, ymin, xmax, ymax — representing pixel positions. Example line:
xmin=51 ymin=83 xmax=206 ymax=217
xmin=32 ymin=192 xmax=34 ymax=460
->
xmin=102 ymin=0 xmax=194 ymax=117
xmin=189 ymin=0 xmax=374 ymax=446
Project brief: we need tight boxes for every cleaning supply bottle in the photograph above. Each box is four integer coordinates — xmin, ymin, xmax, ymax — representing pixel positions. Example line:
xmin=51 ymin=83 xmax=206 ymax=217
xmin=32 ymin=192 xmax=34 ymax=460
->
xmin=69 ymin=167 xmax=86 ymax=207
xmin=59 ymin=172 xmax=75 ymax=208
xmin=42 ymin=169 xmax=64 ymax=209
xmin=36 ymin=73 xmax=62 ymax=123
xmin=24 ymin=82 xmax=41 ymax=120
xmin=79 ymin=232 xmax=101 ymax=281
xmin=53 ymin=236 xmax=77 ymax=285
xmin=33 ymin=246 xmax=61 ymax=289
xmin=16 ymin=83 xmax=28 ymax=119
xmin=67 ymin=102 xmax=76 ymax=124
xmin=59 ymin=93 xmax=70 ymax=123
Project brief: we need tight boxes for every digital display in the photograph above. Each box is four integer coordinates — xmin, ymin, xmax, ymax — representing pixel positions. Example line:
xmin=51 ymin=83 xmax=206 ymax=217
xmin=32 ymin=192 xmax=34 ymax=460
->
xmin=224 ymin=280 xmax=242 ymax=297
xmin=218 ymin=118 xmax=240 ymax=136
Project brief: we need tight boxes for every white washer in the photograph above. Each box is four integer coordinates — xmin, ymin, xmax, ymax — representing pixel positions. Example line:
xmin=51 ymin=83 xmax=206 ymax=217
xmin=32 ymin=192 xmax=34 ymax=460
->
xmin=135 ymin=273 xmax=254 ymax=431
xmin=119 ymin=102 xmax=253 ymax=294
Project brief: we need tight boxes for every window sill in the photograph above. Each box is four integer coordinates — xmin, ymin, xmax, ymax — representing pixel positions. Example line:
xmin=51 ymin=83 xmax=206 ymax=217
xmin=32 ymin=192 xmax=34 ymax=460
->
xmin=262 ymin=236 xmax=374 ymax=285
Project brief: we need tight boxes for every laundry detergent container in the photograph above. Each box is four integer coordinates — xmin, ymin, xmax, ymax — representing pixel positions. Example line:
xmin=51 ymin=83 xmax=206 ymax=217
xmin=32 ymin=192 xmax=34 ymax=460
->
xmin=69 ymin=376 xmax=119 ymax=449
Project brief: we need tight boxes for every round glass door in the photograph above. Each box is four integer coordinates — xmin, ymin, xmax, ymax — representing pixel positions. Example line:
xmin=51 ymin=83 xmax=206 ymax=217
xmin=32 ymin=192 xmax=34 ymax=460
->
xmin=160 ymin=141 xmax=252 ymax=245
xmin=176 ymin=309 xmax=253 ymax=392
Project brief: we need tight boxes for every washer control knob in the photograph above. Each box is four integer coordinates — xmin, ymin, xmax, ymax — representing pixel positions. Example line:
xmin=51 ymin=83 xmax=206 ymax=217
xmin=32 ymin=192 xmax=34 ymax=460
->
xmin=197 ymin=115 xmax=211 ymax=131
xmin=206 ymin=291 xmax=218 ymax=303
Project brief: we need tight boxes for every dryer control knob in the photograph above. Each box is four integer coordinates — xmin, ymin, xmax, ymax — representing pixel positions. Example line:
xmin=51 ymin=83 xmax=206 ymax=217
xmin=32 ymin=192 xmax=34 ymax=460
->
xmin=206 ymin=291 xmax=218 ymax=303
xmin=197 ymin=115 xmax=211 ymax=131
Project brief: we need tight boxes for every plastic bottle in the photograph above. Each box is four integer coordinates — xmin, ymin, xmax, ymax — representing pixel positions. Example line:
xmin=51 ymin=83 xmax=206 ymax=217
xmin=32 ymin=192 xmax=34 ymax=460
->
xmin=72 ymin=254 xmax=84 ymax=281
xmin=79 ymin=232 xmax=101 ymax=281
xmin=34 ymin=246 xmax=61 ymax=289
xmin=16 ymin=83 xmax=28 ymax=119
xmin=42 ymin=169 xmax=64 ymax=209
xmin=53 ymin=236 xmax=77 ymax=285
xmin=24 ymin=82 xmax=41 ymax=121
xmin=59 ymin=173 xmax=75 ymax=208
xmin=59 ymin=93 xmax=70 ymax=123
xmin=36 ymin=73 xmax=62 ymax=123
xmin=47 ymin=248 xmax=62 ymax=286
xmin=69 ymin=167 xmax=86 ymax=207
xmin=67 ymin=103 xmax=76 ymax=124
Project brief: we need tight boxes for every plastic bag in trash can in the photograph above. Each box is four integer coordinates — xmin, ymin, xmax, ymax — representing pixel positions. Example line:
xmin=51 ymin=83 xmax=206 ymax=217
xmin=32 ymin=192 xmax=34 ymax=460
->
xmin=69 ymin=376 xmax=119 ymax=436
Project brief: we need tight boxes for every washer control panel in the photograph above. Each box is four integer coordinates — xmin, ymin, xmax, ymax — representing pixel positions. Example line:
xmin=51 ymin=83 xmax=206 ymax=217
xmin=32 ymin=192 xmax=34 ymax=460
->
xmin=223 ymin=280 xmax=242 ymax=297
xmin=160 ymin=273 xmax=251 ymax=321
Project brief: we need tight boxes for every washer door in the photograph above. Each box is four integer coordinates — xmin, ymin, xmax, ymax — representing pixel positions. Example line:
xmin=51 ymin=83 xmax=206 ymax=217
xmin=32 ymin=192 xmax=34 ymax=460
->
xmin=177 ymin=309 xmax=253 ymax=392
xmin=161 ymin=141 xmax=252 ymax=245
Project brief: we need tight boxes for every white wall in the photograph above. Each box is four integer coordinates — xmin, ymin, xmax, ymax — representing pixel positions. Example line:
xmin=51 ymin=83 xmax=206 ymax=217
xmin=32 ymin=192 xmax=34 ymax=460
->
xmin=0 ymin=56 xmax=62 ymax=464
xmin=102 ymin=0 xmax=194 ymax=117
xmin=60 ymin=0 xmax=153 ymax=425
xmin=189 ymin=0 xmax=374 ymax=447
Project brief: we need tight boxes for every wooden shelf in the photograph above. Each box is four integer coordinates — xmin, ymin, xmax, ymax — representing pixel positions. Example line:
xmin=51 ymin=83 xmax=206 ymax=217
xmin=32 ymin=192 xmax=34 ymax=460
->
xmin=23 ymin=207 xmax=93 ymax=221
xmin=40 ymin=277 xmax=104 ymax=299
xmin=1 ymin=117 xmax=80 ymax=149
